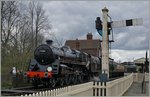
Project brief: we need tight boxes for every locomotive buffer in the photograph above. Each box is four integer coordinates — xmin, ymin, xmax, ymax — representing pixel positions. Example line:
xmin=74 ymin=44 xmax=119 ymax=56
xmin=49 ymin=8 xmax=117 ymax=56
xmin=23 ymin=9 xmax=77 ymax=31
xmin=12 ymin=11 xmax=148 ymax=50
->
xmin=96 ymin=7 xmax=143 ymax=81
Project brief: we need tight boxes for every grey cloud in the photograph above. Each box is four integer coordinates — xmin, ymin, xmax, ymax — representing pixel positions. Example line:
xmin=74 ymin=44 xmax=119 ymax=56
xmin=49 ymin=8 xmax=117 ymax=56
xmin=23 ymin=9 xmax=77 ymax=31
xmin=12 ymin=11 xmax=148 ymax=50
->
xmin=112 ymin=26 xmax=149 ymax=50
xmin=39 ymin=1 xmax=149 ymax=50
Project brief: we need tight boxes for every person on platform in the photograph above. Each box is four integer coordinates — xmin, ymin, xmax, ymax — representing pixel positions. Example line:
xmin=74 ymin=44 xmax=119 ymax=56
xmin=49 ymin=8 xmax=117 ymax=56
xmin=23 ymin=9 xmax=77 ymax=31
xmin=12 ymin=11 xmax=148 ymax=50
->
xmin=11 ymin=67 xmax=17 ymax=76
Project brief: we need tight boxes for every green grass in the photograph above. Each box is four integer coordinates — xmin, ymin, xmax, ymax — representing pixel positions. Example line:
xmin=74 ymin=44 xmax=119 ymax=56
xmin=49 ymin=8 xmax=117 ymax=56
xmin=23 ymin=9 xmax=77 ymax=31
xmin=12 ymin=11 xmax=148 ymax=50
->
xmin=1 ymin=65 xmax=31 ymax=89
xmin=1 ymin=81 xmax=13 ymax=89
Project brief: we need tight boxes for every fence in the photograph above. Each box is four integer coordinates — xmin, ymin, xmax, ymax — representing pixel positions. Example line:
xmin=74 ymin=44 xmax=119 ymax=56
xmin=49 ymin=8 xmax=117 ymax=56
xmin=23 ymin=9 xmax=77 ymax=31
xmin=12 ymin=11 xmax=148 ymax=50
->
xmin=21 ymin=82 xmax=93 ymax=96
xmin=144 ymin=72 xmax=149 ymax=81
xmin=133 ymin=72 xmax=149 ymax=82
xmin=93 ymin=73 xmax=133 ymax=96
xmin=21 ymin=73 xmax=135 ymax=96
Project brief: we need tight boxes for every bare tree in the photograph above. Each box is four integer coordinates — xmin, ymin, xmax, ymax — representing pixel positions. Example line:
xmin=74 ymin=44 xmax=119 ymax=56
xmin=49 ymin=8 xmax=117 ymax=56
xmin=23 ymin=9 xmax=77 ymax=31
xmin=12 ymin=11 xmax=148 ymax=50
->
xmin=34 ymin=2 xmax=50 ymax=47
xmin=1 ymin=1 xmax=20 ymax=65
xmin=1 ymin=1 xmax=52 ymax=87
xmin=26 ymin=2 xmax=51 ymax=48
xmin=28 ymin=2 xmax=35 ymax=48
xmin=1 ymin=1 xmax=20 ymax=46
xmin=1 ymin=1 xmax=21 ymax=86
xmin=1 ymin=0 xmax=52 ymax=69
xmin=45 ymin=31 xmax=65 ymax=47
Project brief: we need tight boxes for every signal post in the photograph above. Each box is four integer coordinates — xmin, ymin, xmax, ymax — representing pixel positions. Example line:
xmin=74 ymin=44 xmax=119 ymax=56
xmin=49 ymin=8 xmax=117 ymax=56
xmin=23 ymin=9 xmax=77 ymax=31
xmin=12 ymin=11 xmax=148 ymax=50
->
xmin=101 ymin=7 xmax=109 ymax=79
xmin=95 ymin=7 xmax=142 ymax=81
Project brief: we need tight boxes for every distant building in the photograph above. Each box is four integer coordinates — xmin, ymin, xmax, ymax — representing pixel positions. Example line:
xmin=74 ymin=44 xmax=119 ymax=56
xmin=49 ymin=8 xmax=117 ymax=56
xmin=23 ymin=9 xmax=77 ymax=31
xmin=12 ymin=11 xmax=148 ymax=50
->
xmin=121 ymin=62 xmax=136 ymax=73
xmin=134 ymin=57 xmax=149 ymax=73
xmin=65 ymin=33 xmax=101 ymax=57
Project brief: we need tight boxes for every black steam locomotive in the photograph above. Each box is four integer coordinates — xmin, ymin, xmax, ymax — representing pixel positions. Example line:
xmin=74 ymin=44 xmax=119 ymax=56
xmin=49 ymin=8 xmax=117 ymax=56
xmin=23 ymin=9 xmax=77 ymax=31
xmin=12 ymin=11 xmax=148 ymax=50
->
xmin=26 ymin=40 xmax=124 ymax=87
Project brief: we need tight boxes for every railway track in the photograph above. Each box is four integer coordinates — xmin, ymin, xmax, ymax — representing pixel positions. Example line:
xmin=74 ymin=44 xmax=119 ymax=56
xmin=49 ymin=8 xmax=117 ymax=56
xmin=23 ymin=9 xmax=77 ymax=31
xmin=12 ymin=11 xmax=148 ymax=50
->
xmin=1 ymin=86 xmax=36 ymax=96
xmin=1 ymin=80 xmax=90 ymax=96
xmin=1 ymin=89 xmax=36 ymax=96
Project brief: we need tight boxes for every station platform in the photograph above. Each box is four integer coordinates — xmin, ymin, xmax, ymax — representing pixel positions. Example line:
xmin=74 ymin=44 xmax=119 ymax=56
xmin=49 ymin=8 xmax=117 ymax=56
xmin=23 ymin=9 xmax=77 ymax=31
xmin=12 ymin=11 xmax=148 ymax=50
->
xmin=123 ymin=81 xmax=149 ymax=96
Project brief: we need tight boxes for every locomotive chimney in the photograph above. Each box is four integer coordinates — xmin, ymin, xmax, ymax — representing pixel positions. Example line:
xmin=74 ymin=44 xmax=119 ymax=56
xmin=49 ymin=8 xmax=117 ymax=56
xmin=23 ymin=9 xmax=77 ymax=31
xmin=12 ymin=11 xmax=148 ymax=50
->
xmin=46 ymin=40 xmax=53 ymax=45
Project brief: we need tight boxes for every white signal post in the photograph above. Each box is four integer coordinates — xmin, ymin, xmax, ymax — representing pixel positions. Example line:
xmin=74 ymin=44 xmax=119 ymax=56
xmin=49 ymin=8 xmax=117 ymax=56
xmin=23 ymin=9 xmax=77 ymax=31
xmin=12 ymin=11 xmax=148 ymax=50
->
xmin=102 ymin=7 xmax=109 ymax=78
xmin=99 ymin=7 xmax=143 ymax=80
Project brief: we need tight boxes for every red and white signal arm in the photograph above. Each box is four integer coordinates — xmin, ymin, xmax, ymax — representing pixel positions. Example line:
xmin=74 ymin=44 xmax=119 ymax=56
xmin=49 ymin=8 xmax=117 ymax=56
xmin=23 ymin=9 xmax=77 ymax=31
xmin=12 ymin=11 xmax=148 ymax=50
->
xmin=111 ymin=18 xmax=143 ymax=28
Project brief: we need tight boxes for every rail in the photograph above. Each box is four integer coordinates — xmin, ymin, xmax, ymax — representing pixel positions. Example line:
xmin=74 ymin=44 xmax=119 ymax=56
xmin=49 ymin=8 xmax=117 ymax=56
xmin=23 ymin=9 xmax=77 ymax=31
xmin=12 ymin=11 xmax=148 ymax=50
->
xmin=141 ymin=72 xmax=149 ymax=93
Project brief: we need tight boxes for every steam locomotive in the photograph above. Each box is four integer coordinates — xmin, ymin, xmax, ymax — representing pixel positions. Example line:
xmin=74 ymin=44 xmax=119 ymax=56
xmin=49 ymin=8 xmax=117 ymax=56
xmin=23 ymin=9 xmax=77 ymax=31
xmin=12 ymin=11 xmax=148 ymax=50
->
xmin=25 ymin=40 xmax=124 ymax=87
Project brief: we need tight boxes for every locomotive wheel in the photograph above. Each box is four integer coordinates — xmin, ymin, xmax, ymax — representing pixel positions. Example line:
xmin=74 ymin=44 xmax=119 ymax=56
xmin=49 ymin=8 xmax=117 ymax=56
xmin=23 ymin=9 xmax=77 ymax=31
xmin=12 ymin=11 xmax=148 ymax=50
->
xmin=65 ymin=76 xmax=71 ymax=85
xmin=43 ymin=81 xmax=50 ymax=87
xmin=72 ymin=75 xmax=77 ymax=84
xmin=78 ymin=75 xmax=83 ymax=83
xmin=86 ymin=75 xmax=90 ymax=81
xmin=50 ymin=78 xmax=56 ymax=88
xmin=60 ymin=78 xmax=65 ymax=86
xmin=32 ymin=78 xmax=39 ymax=88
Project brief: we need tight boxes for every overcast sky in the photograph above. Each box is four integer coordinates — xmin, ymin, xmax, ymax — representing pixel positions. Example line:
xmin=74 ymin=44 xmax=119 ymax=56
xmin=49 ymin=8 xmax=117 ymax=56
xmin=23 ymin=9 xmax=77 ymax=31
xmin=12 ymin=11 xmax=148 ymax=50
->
xmin=31 ymin=0 xmax=149 ymax=62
